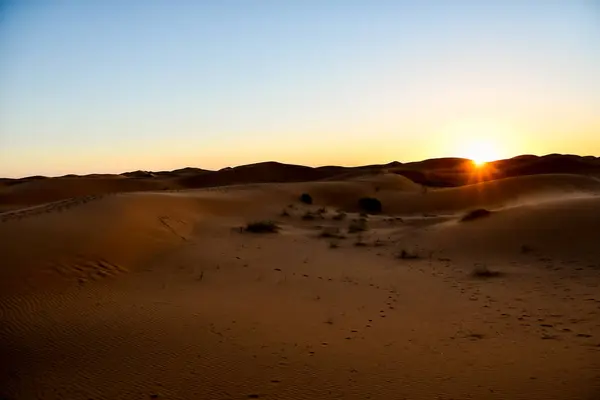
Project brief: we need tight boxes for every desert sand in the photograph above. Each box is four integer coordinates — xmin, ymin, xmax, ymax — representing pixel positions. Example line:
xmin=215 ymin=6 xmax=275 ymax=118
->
xmin=1 ymin=158 xmax=600 ymax=399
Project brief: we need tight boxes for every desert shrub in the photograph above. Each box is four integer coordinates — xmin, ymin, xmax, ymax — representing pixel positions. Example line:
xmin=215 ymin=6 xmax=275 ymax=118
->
xmin=521 ymin=244 xmax=533 ymax=254
xmin=398 ymin=249 xmax=419 ymax=259
xmin=461 ymin=208 xmax=491 ymax=222
xmin=358 ymin=197 xmax=382 ymax=214
xmin=471 ymin=264 xmax=502 ymax=278
xmin=332 ymin=211 xmax=347 ymax=221
xmin=348 ymin=218 xmax=368 ymax=233
xmin=353 ymin=233 xmax=367 ymax=247
xmin=319 ymin=226 xmax=345 ymax=239
xmin=299 ymin=193 xmax=313 ymax=205
xmin=302 ymin=211 xmax=316 ymax=221
xmin=244 ymin=221 xmax=280 ymax=233
xmin=280 ymin=209 xmax=291 ymax=217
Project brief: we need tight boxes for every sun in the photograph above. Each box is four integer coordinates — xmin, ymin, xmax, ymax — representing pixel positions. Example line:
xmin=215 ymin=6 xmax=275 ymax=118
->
xmin=462 ymin=139 xmax=501 ymax=167
xmin=442 ymin=119 xmax=514 ymax=167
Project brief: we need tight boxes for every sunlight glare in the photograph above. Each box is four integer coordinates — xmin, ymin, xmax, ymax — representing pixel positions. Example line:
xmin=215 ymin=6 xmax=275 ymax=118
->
xmin=438 ymin=119 xmax=517 ymax=168
xmin=464 ymin=139 xmax=499 ymax=167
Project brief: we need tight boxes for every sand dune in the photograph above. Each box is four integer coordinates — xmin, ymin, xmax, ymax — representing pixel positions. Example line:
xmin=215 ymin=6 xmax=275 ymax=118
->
xmin=3 ymin=154 xmax=599 ymax=212
xmin=385 ymin=173 xmax=600 ymax=214
xmin=291 ymin=173 xmax=600 ymax=215
xmin=0 ymin=192 xmax=199 ymax=297
xmin=1 ymin=165 xmax=600 ymax=399
xmin=0 ymin=176 xmax=182 ymax=211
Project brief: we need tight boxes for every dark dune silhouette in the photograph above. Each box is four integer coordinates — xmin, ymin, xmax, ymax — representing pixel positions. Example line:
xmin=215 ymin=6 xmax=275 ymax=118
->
xmin=1 ymin=154 xmax=599 ymax=211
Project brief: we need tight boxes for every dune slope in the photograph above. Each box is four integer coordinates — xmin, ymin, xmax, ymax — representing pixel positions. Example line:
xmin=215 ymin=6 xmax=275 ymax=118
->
xmin=1 ymin=176 xmax=599 ymax=400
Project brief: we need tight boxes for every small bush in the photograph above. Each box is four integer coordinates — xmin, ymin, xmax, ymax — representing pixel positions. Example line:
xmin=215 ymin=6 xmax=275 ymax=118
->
xmin=398 ymin=249 xmax=419 ymax=259
xmin=332 ymin=211 xmax=347 ymax=221
xmin=299 ymin=193 xmax=313 ymax=205
xmin=280 ymin=209 xmax=291 ymax=217
xmin=244 ymin=221 xmax=280 ymax=233
xmin=521 ymin=244 xmax=533 ymax=254
xmin=471 ymin=264 xmax=502 ymax=278
xmin=461 ymin=208 xmax=492 ymax=222
xmin=348 ymin=218 xmax=368 ymax=233
xmin=358 ymin=197 xmax=382 ymax=214
xmin=353 ymin=233 xmax=368 ymax=247
xmin=302 ymin=211 xmax=316 ymax=221
xmin=319 ymin=226 xmax=345 ymax=239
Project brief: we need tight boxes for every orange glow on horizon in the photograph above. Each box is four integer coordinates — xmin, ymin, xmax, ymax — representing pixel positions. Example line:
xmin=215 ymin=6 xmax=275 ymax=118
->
xmin=464 ymin=157 xmax=500 ymax=185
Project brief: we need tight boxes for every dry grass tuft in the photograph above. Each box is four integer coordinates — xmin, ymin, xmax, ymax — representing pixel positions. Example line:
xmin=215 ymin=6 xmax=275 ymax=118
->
xmin=244 ymin=221 xmax=280 ymax=233
xmin=302 ymin=211 xmax=317 ymax=221
xmin=348 ymin=218 xmax=368 ymax=233
xmin=398 ymin=249 xmax=419 ymax=259
xmin=332 ymin=211 xmax=347 ymax=221
xmin=319 ymin=226 xmax=346 ymax=239
xmin=461 ymin=208 xmax=492 ymax=222
xmin=521 ymin=244 xmax=534 ymax=254
xmin=471 ymin=264 xmax=503 ymax=278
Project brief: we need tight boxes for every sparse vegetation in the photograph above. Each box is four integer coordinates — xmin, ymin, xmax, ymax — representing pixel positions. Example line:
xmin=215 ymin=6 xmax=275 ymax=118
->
xmin=299 ymin=193 xmax=313 ymax=205
xmin=244 ymin=221 xmax=280 ymax=233
xmin=319 ymin=226 xmax=345 ymax=239
xmin=461 ymin=208 xmax=492 ymax=222
xmin=348 ymin=218 xmax=368 ymax=233
xmin=398 ymin=249 xmax=420 ymax=259
xmin=302 ymin=211 xmax=316 ymax=221
xmin=354 ymin=234 xmax=367 ymax=247
xmin=471 ymin=264 xmax=502 ymax=278
xmin=466 ymin=333 xmax=485 ymax=340
xmin=521 ymin=244 xmax=533 ymax=254
xmin=358 ymin=197 xmax=382 ymax=214
xmin=332 ymin=211 xmax=347 ymax=221
xmin=329 ymin=241 xmax=340 ymax=249
xmin=385 ymin=217 xmax=404 ymax=223
xmin=280 ymin=209 xmax=291 ymax=217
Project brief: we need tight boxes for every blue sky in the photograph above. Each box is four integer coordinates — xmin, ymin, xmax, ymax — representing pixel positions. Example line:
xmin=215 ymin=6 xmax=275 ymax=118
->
xmin=1 ymin=0 xmax=599 ymax=177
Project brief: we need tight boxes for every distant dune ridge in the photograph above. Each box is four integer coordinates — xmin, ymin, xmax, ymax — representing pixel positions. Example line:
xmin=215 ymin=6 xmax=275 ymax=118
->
xmin=1 ymin=153 xmax=599 ymax=211
xmin=1 ymin=153 xmax=600 ymax=399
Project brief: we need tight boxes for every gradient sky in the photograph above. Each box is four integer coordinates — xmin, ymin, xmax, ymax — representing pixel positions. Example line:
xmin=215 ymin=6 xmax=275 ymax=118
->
xmin=1 ymin=0 xmax=599 ymax=177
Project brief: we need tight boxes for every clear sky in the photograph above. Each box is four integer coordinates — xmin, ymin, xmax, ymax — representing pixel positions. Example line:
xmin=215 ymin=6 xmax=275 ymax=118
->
xmin=1 ymin=0 xmax=599 ymax=177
